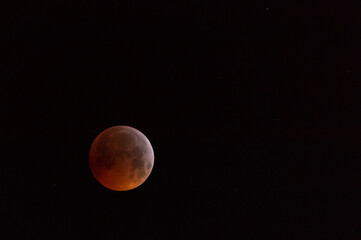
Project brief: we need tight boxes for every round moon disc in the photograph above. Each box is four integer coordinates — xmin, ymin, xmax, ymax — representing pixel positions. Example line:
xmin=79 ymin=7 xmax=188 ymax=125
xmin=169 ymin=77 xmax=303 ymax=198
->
xmin=89 ymin=126 xmax=154 ymax=191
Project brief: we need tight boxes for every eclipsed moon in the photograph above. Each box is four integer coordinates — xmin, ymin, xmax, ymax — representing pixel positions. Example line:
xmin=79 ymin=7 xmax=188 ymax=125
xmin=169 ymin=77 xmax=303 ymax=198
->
xmin=89 ymin=125 xmax=154 ymax=191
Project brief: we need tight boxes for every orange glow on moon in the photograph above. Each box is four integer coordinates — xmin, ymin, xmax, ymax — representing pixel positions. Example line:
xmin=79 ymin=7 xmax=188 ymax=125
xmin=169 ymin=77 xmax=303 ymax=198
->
xmin=89 ymin=126 xmax=154 ymax=191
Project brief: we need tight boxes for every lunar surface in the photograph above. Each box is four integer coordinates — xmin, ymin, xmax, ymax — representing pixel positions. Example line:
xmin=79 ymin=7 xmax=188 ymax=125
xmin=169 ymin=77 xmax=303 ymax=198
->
xmin=89 ymin=125 xmax=154 ymax=191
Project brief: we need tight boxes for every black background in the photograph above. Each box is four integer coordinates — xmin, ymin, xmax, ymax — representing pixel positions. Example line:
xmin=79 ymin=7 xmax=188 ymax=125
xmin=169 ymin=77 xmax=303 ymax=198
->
xmin=3 ymin=0 xmax=361 ymax=239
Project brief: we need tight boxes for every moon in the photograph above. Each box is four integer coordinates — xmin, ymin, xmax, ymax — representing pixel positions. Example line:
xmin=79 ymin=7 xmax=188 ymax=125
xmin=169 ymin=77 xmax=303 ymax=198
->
xmin=89 ymin=125 xmax=154 ymax=191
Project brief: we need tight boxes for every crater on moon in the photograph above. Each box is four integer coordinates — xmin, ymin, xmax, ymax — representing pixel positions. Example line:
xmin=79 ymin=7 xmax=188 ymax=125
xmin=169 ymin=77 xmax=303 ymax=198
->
xmin=128 ymin=146 xmax=147 ymax=182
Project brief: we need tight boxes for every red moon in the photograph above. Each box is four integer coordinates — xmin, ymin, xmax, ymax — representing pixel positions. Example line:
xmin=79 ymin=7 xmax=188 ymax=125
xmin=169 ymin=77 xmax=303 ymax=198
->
xmin=89 ymin=126 xmax=154 ymax=191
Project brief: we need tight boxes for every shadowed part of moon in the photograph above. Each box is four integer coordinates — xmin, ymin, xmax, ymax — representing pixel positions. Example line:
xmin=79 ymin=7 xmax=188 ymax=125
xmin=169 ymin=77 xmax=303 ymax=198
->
xmin=89 ymin=125 xmax=154 ymax=191
xmin=94 ymin=128 xmax=138 ymax=169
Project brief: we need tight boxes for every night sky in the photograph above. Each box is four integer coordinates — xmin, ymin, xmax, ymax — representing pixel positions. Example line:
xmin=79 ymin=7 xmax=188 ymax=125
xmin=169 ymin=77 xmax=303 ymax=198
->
xmin=3 ymin=1 xmax=361 ymax=239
